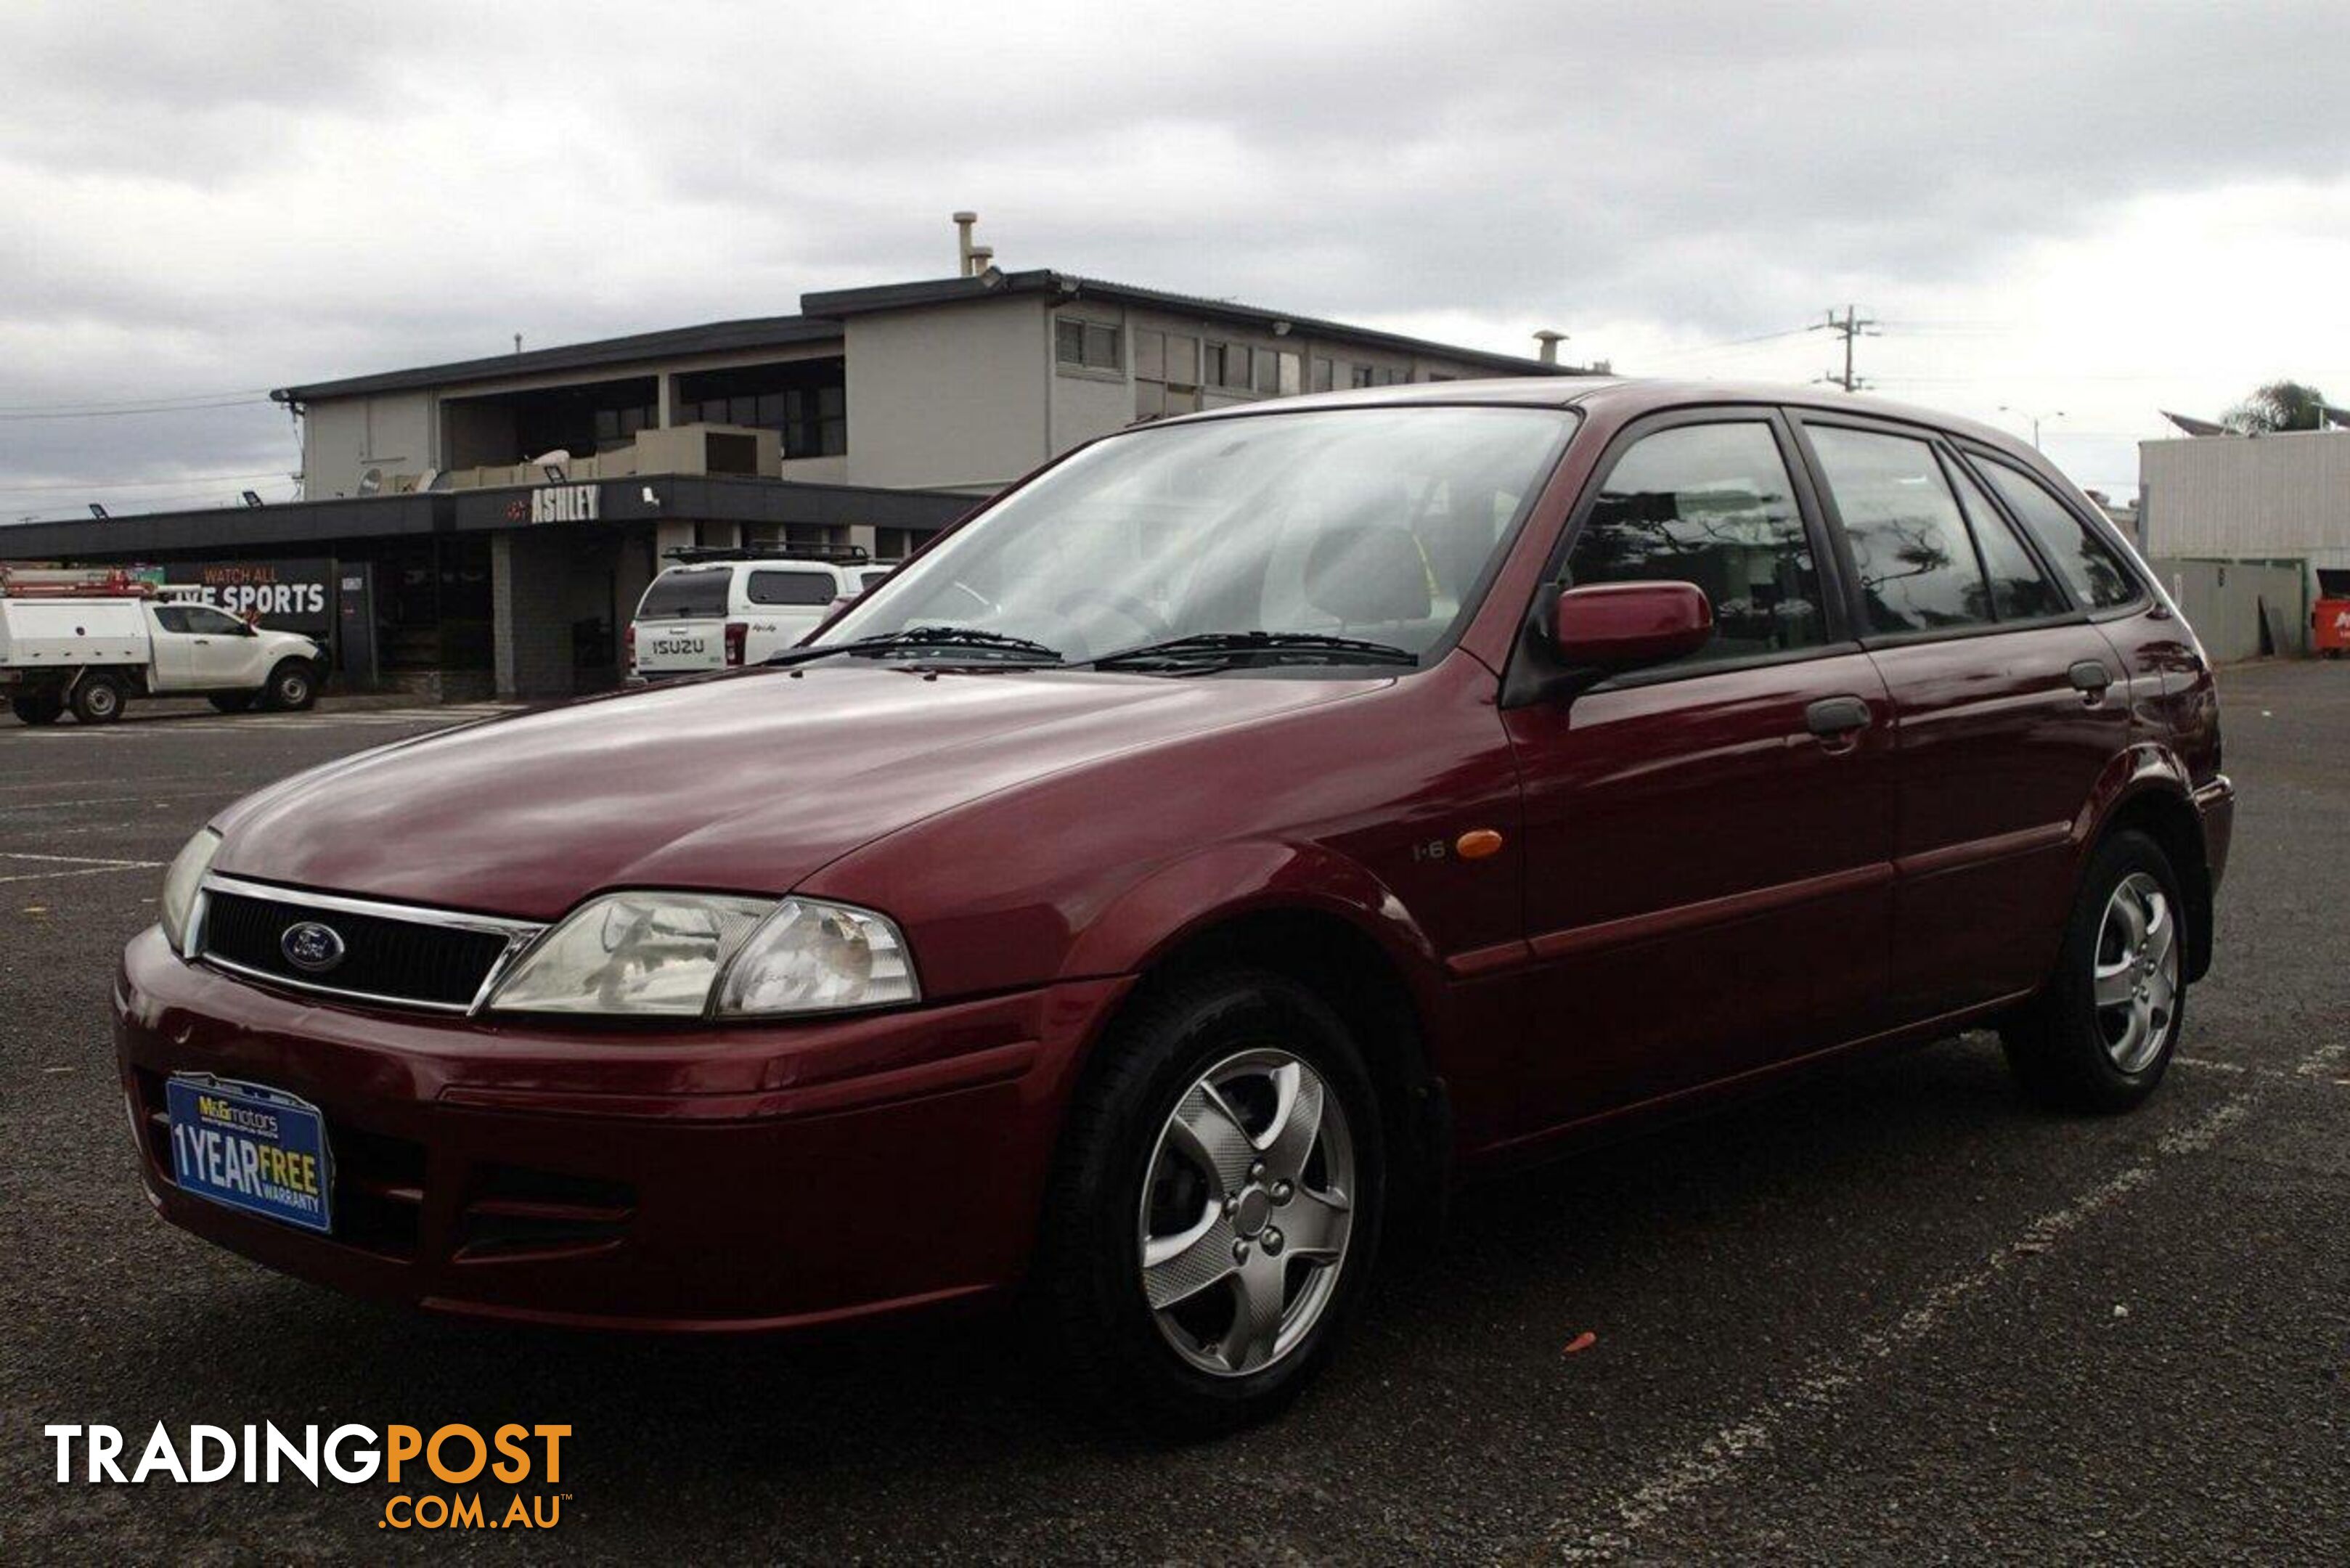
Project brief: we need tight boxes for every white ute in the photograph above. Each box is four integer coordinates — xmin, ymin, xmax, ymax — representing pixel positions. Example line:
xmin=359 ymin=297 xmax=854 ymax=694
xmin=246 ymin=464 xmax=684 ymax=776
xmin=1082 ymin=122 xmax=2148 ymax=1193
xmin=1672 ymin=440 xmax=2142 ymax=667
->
xmin=1 ymin=567 xmax=325 ymax=726
xmin=627 ymin=547 xmax=894 ymax=682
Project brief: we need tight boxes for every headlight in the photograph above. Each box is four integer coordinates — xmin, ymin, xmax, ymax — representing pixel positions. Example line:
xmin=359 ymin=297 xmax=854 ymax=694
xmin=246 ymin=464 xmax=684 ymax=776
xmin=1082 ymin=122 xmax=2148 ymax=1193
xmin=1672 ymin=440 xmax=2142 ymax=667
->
xmin=159 ymin=828 xmax=221 ymax=953
xmin=486 ymin=891 xmax=918 ymax=1018
xmin=715 ymin=899 xmax=916 ymax=1017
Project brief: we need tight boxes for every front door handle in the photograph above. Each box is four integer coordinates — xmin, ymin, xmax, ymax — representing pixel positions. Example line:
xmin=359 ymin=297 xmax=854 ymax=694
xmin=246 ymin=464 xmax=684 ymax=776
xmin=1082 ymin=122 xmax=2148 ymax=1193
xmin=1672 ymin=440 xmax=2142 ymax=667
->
xmin=1805 ymin=695 xmax=1873 ymax=738
xmin=2069 ymin=659 xmax=2113 ymax=697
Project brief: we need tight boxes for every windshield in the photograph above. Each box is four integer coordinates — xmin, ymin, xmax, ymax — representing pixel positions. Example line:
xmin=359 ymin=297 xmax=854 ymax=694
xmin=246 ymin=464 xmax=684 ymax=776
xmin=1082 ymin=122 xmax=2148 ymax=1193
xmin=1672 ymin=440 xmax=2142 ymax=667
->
xmin=819 ymin=406 xmax=1576 ymax=667
xmin=635 ymin=568 xmax=731 ymax=620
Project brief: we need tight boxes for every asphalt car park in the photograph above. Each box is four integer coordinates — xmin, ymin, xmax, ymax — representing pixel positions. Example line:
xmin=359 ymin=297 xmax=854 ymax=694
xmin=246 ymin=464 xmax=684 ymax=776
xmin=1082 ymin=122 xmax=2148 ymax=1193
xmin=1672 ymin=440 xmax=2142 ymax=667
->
xmin=1 ymin=662 xmax=2343 ymax=1562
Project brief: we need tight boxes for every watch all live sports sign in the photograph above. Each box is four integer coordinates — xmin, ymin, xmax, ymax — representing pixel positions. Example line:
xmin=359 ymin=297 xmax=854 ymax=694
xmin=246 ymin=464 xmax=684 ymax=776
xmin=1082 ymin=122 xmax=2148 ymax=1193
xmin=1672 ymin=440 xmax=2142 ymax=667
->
xmin=134 ymin=559 xmax=335 ymax=637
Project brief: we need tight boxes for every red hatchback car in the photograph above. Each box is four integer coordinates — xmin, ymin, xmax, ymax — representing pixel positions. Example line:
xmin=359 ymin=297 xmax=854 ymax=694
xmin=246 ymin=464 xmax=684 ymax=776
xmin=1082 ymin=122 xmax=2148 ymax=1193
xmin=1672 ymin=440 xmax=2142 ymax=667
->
xmin=120 ymin=379 xmax=2231 ymax=1433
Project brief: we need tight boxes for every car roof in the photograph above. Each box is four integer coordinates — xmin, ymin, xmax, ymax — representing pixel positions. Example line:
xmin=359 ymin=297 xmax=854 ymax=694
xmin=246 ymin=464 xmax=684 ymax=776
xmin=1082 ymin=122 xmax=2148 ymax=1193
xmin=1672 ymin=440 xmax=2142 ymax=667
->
xmin=1156 ymin=375 xmax=2028 ymax=456
xmin=656 ymin=558 xmax=854 ymax=573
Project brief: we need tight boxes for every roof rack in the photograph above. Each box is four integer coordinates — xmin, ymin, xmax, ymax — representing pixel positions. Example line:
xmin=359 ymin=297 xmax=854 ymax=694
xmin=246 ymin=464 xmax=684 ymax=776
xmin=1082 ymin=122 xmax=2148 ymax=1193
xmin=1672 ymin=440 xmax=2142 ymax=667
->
xmin=661 ymin=544 xmax=871 ymax=565
xmin=0 ymin=564 xmax=164 ymax=600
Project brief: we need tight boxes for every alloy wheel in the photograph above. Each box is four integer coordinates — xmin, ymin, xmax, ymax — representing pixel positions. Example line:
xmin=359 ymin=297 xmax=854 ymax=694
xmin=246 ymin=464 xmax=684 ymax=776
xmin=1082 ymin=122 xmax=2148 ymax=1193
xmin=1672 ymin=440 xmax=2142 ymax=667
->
xmin=1138 ymin=1048 xmax=1355 ymax=1376
xmin=2093 ymin=871 xmax=2178 ymax=1074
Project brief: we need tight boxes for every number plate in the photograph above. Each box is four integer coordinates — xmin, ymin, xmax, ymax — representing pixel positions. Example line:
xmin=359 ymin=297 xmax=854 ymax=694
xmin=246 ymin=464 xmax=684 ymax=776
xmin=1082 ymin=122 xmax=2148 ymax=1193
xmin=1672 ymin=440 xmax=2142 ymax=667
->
xmin=165 ymin=1074 xmax=333 ymax=1234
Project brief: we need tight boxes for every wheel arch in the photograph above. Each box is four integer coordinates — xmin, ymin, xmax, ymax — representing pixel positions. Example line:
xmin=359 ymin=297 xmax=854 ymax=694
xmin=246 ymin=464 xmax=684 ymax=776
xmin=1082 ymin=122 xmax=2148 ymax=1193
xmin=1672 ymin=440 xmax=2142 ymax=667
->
xmin=1058 ymin=846 xmax=1456 ymax=1244
xmin=2078 ymin=748 xmax=2212 ymax=982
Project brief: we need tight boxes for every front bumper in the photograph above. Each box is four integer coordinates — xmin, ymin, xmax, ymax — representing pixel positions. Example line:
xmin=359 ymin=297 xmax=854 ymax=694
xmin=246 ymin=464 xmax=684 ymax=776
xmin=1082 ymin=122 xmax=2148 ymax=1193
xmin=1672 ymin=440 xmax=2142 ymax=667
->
xmin=114 ymin=926 xmax=1126 ymax=1331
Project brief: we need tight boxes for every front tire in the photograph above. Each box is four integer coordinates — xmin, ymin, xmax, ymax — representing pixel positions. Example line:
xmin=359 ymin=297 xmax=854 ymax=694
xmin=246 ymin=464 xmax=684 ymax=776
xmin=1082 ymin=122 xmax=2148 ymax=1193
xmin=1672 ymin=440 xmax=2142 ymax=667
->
xmin=2001 ymin=830 xmax=2187 ymax=1112
xmin=69 ymin=673 xmax=126 ymax=724
xmin=1032 ymin=969 xmax=1385 ymax=1438
xmin=261 ymin=659 xmax=317 ymax=712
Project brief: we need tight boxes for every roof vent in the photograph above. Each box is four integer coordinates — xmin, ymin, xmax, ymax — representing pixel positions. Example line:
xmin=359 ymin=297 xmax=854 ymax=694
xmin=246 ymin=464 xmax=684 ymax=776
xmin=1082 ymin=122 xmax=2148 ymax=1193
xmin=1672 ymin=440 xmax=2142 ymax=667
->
xmin=1533 ymin=330 xmax=1567 ymax=366
xmin=952 ymin=211 xmax=982 ymax=277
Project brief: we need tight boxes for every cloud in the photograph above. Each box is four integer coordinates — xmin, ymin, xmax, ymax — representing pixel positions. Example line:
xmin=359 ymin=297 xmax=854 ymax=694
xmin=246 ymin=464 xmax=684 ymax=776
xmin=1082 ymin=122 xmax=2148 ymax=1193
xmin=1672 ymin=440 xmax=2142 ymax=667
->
xmin=1 ymin=0 xmax=2345 ymax=514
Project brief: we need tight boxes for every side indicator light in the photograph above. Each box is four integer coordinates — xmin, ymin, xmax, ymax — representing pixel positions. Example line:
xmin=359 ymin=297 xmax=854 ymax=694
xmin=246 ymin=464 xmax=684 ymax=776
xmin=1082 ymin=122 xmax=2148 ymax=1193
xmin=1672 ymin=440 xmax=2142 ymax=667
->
xmin=1456 ymin=829 xmax=1505 ymax=860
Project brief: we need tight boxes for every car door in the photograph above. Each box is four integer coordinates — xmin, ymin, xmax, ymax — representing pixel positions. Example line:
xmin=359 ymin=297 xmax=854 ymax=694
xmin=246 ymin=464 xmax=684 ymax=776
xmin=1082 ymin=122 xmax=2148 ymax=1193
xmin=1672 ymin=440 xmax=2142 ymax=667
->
xmin=1501 ymin=410 xmax=1898 ymax=1134
xmin=179 ymin=605 xmax=270 ymax=688
xmin=144 ymin=605 xmax=201 ymax=690
xmin=1791 ymin=415 xmax=2132 ymax=1020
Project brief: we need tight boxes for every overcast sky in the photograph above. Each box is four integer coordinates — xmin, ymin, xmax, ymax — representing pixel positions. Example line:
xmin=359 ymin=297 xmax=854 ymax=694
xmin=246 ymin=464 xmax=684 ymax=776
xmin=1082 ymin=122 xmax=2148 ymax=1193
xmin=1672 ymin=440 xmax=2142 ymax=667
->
xmin=2 ymin=0 xmax=2345 ymax=520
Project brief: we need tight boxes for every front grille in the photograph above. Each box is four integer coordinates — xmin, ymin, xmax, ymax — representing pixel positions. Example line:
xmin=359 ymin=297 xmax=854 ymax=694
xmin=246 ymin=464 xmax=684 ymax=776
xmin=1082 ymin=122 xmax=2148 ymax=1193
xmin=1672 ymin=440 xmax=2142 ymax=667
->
xmin=200 ymin=888 xmax=518 ymax=1010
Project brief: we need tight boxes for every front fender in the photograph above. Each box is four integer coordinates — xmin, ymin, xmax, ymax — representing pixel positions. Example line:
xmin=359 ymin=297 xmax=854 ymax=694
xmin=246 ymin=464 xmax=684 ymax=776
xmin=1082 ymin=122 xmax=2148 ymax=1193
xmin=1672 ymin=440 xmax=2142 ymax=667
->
xmin=1059 ymin=837 xmax=1449 ymax=1008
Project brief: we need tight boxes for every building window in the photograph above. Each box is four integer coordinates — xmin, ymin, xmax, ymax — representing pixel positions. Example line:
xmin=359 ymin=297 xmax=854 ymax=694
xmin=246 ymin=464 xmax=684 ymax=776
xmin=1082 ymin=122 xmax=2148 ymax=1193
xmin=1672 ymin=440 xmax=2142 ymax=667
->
xmin=673 ymin=358 xmax=846 ymax=457
xmin=1056 ymin=317 xmax=1123 ymax=373
xmin=1348 ymin=364 xmax=1372 ymax=389
xmin=1204 ymin=341 xmax=1241 ymax=389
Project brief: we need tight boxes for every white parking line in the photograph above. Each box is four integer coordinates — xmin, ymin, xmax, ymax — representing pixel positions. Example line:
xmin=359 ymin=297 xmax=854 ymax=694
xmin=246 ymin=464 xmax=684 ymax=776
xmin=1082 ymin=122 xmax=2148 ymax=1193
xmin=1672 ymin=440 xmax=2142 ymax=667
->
xmin=1542 ymin=1069 xmax=2282 ymax=1563
xmin=0 ymin=851 xmax=163 ymax=886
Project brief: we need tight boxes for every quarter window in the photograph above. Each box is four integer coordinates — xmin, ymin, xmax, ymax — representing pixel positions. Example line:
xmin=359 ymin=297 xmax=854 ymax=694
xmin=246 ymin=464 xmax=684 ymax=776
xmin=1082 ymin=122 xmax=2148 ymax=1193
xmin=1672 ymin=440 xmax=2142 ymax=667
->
xmin=1809 ymin=426 xmax=1994 ymax=634
xmin=152 ymin=606 xmax=192 ymax=633
xmin=1973 ymin=458 xmax=2140 ymax=609
xmin=184 ymin=606 xmax=248 ymax=635
xmin=1943 ymin=457 xmax=2062 ymax=619
xmin=1566 ymin=421 xmax=1826 ymax=663
xmin=745 ymin=571 xmax=837 ymax=607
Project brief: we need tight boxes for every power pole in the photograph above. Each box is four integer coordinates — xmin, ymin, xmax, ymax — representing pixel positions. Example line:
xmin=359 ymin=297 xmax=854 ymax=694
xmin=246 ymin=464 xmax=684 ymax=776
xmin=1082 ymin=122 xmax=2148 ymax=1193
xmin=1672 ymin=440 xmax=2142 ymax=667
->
xmin=1816 ymin=305 xmax=1878 ymax=392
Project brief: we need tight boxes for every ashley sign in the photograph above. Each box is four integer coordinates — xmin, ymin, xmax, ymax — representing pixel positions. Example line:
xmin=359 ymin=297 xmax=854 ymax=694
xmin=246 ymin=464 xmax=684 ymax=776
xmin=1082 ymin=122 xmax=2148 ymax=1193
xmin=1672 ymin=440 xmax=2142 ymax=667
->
xmin=529 ymin=484 xmax=600 ymax=523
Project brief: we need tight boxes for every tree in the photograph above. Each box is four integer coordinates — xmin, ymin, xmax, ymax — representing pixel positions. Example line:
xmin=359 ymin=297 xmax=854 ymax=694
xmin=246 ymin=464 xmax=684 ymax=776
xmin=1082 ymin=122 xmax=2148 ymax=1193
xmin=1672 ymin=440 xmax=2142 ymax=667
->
xmin=2222 ymin=380 xmax=2330 ymax=434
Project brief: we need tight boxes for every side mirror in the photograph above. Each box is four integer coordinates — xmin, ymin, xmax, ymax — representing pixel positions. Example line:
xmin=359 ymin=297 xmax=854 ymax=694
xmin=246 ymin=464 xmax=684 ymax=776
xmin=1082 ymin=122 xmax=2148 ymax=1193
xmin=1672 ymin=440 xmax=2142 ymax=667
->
xmin=1547 ymin=581 xmax=1713 ymax=670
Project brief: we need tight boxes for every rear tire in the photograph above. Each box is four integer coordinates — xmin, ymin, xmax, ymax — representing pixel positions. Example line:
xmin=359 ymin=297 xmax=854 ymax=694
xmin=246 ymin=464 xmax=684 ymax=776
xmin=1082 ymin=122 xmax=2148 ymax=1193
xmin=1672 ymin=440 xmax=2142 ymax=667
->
xmin=10 ymin=693 xmax=64 ymax=726
xmin=208 ymin=693 xmax=256 ymax=714
xmin=69 ymin=673 xmax=126 ymax=724
xmin=2000 ymin=830 xmax=2187 ymax=1113
xmin=261 ymin=659 xmax=317 ymax=712
xmin=1030 ymin=968 xmax=1386 ymax=1439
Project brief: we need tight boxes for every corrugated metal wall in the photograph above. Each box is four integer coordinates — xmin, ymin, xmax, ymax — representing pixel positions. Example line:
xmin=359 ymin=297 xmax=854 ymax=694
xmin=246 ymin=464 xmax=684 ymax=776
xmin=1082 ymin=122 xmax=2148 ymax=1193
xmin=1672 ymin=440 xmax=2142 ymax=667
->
xmin=2139 ymin=430 xmax=2350 ymax=563
xmin=2151 ymin=558 xmax=2309 ymax=662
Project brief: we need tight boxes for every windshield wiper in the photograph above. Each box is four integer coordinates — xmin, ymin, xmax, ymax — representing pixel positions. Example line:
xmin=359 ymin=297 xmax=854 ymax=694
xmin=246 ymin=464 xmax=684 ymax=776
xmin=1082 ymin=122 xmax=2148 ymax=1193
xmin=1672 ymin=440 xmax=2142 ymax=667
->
xmin=765 ymin=626 xmax=1064 ymax=667
xmin=1082 ymin=630 xmax=1419 ymax=671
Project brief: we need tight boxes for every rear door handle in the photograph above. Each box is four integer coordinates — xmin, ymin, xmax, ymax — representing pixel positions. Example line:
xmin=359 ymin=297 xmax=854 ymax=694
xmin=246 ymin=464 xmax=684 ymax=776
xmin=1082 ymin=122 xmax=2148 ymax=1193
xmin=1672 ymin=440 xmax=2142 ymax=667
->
xmin=1805 ymin=695 xmax=1873 ymax=738
xmin=2069 ymin=659 xmax=2113 ymax=696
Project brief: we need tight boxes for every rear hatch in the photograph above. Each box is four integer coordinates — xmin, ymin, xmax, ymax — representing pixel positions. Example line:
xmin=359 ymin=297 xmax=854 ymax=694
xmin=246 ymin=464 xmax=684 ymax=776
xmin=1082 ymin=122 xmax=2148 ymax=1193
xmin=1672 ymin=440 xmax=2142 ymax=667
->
xmin=629 ymin=567 xmax=733 ymax=677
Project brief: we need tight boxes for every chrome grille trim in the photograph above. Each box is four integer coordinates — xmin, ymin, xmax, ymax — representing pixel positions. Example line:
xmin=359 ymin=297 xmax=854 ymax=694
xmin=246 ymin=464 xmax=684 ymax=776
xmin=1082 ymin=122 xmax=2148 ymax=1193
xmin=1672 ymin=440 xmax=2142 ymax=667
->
xmin=193 ymin=873 xmax=547 ymax=1016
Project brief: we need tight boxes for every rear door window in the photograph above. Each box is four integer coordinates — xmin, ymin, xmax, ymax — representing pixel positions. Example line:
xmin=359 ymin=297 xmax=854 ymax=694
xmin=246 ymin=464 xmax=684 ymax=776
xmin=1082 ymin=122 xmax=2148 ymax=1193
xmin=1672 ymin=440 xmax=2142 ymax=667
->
xmin=1972 ymin=458 xmax=2141 ymax=610
xmin=636 ymin=569 xmax=732 ymax=619
xmin=1808 ymin=426 xmax=1994 ymax=634
xmin=151 ymin=606 xmax=192 ymax=633
xmin=1565 ymin=420 xmax=1827 ymax=664
xmin=745 ymin=570 xmax=837 ymax=607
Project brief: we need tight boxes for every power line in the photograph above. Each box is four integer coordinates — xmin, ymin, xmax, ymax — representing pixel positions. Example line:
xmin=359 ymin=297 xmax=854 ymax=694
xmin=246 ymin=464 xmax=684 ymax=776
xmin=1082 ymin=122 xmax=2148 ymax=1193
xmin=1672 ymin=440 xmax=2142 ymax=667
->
xmin=0 ymin=397 xmax=274 ymax=422
xmin=0 ymin=467 xmax=293 ymax=495
xmin=1636 ymin=324 xmax=1823 ymax=363
xmin=0 ymin=386 xmax=274 ymax=415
